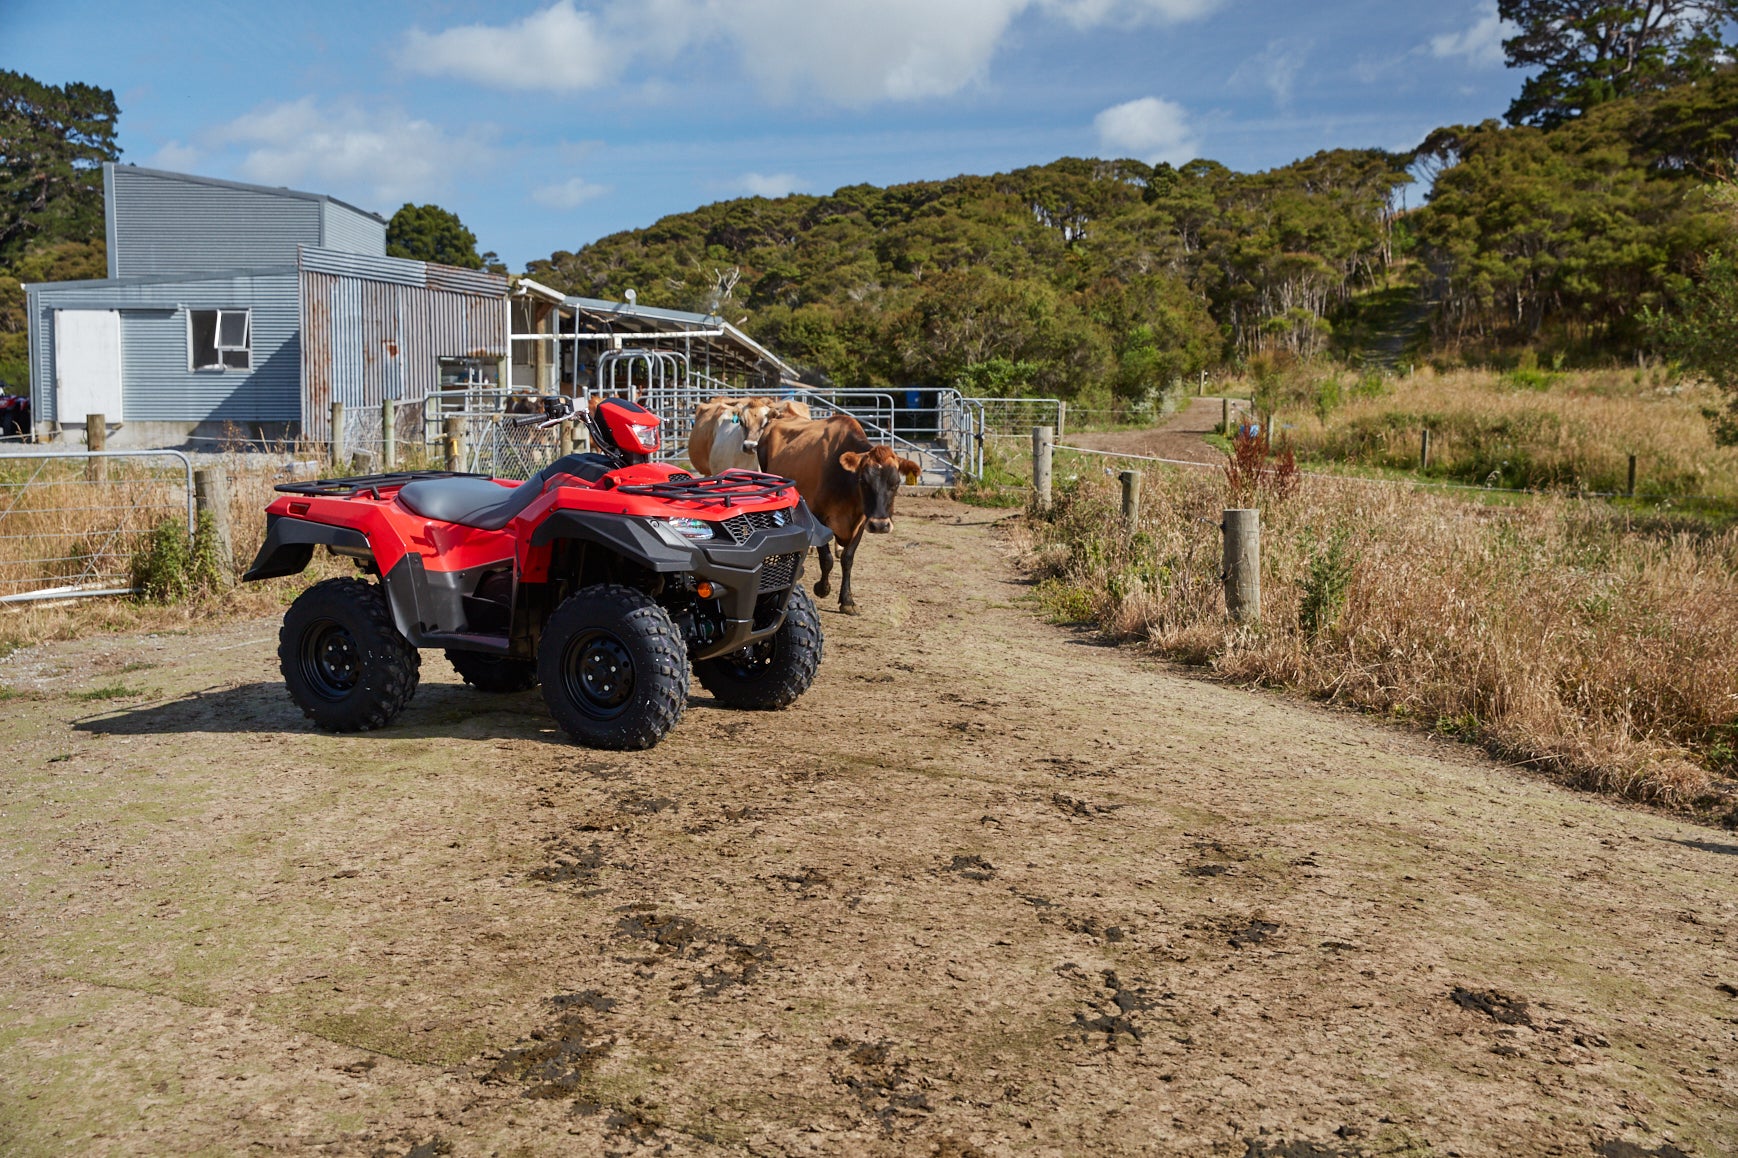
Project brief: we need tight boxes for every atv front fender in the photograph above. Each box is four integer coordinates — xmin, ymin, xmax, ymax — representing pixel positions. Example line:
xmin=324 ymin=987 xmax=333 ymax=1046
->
xmin=243 ymin=514 xmax=373 ymax=581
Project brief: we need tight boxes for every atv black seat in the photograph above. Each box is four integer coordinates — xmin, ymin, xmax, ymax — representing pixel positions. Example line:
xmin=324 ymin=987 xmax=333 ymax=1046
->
xmin=397 ymin=453 xmax=616 ymax=530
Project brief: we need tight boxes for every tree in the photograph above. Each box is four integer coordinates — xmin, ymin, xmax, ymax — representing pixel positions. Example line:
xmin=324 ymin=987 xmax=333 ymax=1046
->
xmin=386 ymin=203 xmax=483 ymax=269
xmin=1653 ymin=244 xmax=1738 ymax=444
xmin=1499 ymin=0 xmax=1737 ymax=126
xmin=0 ymin=71 xmax=120 ymax=266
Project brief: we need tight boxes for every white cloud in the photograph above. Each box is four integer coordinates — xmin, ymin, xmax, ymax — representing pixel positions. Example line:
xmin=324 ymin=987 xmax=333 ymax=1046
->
xmin=531 ymin=176 xmax=611 ymax=209
xmin=738 ymin=172 xmax=804 ymax=198
xmin=145 ymin=141 xmax=203 ymax=172
xmin=1430 ymin=1 xmax=1514 ymax=68
xmin=212 ymin=98 xmax=491 ymax=208
xmin=1041 ymin=0 xmax=1220 ymax=26
xmin=399 ymin=0 xmax=1219 ymax=105
xmin=1094 ymin=96 xmax=1197 ymax=166
xmin=1232 ymin=39 xmax=1311 ymax=109
xmin=399 ymin=0 xmax=616 ymax=93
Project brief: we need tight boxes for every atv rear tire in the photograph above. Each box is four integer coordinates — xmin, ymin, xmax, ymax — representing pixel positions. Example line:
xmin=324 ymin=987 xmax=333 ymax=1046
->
xmin=280 ymin=577 xmax=420 ymax=732
xmin=539 ymin=584 xmax=687 ymax=750
xmin=694 ymin=585 xmax=823 ymax=710
xmin=446 ymin=650 xmax=539 ymax=693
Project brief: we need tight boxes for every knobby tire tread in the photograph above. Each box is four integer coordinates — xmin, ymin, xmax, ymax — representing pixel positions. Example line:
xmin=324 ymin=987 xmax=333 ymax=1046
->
xmin=279 ymin=577 xmax=420 ymax=732
xmin=694 ymin=585 xmax=823 ymax=711
xmin=539 ymin=583 xmax=687 ymax=750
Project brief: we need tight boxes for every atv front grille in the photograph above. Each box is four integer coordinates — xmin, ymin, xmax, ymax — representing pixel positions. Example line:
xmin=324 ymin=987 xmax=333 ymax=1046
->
xmin=719 ymin=507 xmax=792 ymax=545
xmin=758 ymin=552 xmax=801 ymax=593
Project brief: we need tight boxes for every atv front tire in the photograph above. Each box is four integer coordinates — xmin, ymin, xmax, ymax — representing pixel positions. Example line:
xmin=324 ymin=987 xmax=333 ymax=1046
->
xmin=280 ymin=577 xmax=420 ymax=732
xmin=538 ymin=584 xmax=687 ymax=750
xmin=694 ymin=585 xmax=823 ymax=710
xmin=446 ymin=650 xmax=539 ymax=693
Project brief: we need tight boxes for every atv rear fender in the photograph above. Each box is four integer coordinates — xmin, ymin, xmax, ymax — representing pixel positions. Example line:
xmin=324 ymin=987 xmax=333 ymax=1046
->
xmin=243 ymin=514 xmax=373 ymax=581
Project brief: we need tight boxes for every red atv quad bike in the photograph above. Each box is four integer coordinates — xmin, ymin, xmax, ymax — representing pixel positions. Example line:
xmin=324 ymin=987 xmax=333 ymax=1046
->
xmin=243 ymin=396 xmax=830 ymax=750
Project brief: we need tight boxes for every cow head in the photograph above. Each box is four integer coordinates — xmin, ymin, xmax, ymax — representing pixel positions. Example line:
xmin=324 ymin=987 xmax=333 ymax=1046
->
xmin=838 ymin=446 xmax=922 ymax=533
xmin=734 ymin=398 xmax=778 ymax=453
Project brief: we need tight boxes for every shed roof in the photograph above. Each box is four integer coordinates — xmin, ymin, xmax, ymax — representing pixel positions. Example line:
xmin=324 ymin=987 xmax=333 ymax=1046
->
xmin=563 ymin=296 xmax=794 ymax=379
xmin=109 ymin=163 xmax=388 ymax=224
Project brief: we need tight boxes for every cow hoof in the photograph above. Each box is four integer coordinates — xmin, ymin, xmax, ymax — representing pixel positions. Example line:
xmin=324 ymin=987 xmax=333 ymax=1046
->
xmin=839 ymin=601 xmax=859 ymax=616
xmin=814 ymin=579 xmax=831 ymax=598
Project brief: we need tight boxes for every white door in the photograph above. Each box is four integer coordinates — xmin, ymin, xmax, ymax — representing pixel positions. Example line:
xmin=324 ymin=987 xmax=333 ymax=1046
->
xmin=54 ymin=310 xmax=124 ymax=425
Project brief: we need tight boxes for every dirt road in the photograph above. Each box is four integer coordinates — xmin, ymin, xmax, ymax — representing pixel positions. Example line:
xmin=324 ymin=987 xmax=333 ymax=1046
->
xmin=2 ymin=497 xmax=1734 ymax=1157
xmin=1065 ymin=397 xmax=1232 ymax=465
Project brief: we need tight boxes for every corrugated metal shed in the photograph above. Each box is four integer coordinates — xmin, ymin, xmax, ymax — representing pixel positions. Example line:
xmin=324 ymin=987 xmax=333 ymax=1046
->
xmin=300 ymin=247 xmax=508 ymax=441
xmin=26 ymin=268 xmax=300 ymax=425
xmin=105 ymin=164 xmax=385 ymax=279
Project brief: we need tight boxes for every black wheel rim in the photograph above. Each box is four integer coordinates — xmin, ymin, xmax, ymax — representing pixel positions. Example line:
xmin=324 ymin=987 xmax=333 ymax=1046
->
xmin=300 ymin=618 xmax=360 ymax=700
xmin=563 ymin=629 xmax=635 ymax=718
xmin=719 ymin=636 xmax=777 ymax=681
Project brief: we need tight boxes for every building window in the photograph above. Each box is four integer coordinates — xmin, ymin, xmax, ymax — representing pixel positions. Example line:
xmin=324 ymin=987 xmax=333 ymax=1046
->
xmin=188 ymin=309 xmax=250 ymax=371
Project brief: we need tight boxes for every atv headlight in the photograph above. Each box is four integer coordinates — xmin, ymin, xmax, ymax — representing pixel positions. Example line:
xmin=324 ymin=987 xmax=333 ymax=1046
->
xmin=659 ymin=517 xmax=716 ymax=542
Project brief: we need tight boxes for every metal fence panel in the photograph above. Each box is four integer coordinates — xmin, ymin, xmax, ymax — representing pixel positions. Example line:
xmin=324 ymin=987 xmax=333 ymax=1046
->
xmin=0 ymin=450 xmax=195 ymax=603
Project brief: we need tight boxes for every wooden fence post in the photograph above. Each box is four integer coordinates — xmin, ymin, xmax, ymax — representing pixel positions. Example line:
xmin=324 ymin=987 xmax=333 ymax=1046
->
xmin=444 ymin=417 xmax=464 ymax=472
xmin=85 ymin=413 xmax=106 ymax=482
xmin=329 ymin=400 xmax=345 ymax=472
xmin=1419 ymin=428 xmax=1431 ymax=473
xmin=559 ymin=418 xmax=575 ymax=459
xmin=1627 ymin=453 xmax=1637 ymax=498
xmin=1032 ymin=425 xmax=1054 ymax=512
xmin=194 ymin=467 xmax=234 ymax=583
xmin=381 ymin=398 xmax=397 ymax=471
xmin=1222 ymin=508 xmax=1260 ymax=624
xmin=1120 ymin=470 xmax=1141 ymax=524
xmin=1221 ymin=396 xmax=1230 ymax=435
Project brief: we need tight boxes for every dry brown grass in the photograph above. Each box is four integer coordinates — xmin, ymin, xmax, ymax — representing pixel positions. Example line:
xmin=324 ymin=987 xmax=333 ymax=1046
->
xmin=1019 ymin=465 xmax=1738 ymax=814
xmin=0 ymin=452 xmax=338 ymax=659
xmin=1253 ymin=365 xmax=1738 ymax=500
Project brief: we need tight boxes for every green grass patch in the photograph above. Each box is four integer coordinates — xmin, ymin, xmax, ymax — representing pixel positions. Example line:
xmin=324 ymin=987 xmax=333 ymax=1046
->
xmin=69 ymin=684 xmax=143 ymax=702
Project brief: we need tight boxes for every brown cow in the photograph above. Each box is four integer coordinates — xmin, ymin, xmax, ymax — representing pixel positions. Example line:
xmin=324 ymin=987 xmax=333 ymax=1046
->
xmin=756 ymin=413 xmax=920 ymax=615
xmin=687 ymin=396 xmax=812 ymax=475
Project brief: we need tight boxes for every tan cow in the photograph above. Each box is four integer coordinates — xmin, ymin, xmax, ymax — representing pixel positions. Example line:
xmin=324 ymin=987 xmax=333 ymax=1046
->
xmin=755 ymin=413 xmax=920 ymax=615
xmin=687 ymin=396 xmax=813 ymax=475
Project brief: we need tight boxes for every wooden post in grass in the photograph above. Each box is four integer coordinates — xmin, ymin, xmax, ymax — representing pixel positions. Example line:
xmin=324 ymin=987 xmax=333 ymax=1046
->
xmin=1627 ymin=454 xmax=1637 ymax=498
xmin=1221 ymin=396 xmax=1230 ymax=435
xmin=1223 ymin=508 xmax=1260 ymax=624
xmin=1419 ymin=428 xmax=1431 ymax=472
xmin=85 ymin=413 xmax=106 ymax=481
xmin=381 ymin=398 xmax=397 ymax=471
xmin=329 ymin=401 xmax=345 ymax=472
xmin=194 ymin=467 xmax=233 ymax=583
xmin=1032 ymin=425 xmax=1054 ymax=513
xmin=444 ymin=417 xmax=464 ymax=472
xmin=1120 ymin=470 xmax=1141 ymax=525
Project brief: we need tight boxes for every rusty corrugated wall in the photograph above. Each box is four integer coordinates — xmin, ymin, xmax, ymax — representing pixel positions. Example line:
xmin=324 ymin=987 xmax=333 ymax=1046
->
xmin=299 ymin=246 xmax=508 ymax=440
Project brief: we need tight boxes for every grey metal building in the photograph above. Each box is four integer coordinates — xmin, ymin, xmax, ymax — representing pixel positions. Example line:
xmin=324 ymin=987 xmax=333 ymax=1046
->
xmin=22 ymin=164 xmax=506 ymax=447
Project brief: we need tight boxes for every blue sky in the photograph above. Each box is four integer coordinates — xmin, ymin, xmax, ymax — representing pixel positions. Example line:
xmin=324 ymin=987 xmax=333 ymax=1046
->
xmin=6 ymin=0 xmax=1522 ymax=269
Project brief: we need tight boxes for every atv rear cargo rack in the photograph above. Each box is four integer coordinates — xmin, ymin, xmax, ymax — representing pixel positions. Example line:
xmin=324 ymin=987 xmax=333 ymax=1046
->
xmin=612 ymin=470 xmax=795 ymax=506
xmin=274 ymin=471 xmax=487 ymax=500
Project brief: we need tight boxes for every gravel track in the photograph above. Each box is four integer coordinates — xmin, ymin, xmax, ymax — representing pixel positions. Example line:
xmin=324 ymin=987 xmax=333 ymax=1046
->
xmin=1 ymin=496 xmax=1733 ymax=1156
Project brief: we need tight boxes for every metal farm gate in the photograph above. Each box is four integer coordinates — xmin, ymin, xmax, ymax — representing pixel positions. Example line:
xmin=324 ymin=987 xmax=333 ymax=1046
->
xmin=0 ymin=450 xmax=195 ymax=603
xmin=426 ymin=347 xmax=1064 ymax=486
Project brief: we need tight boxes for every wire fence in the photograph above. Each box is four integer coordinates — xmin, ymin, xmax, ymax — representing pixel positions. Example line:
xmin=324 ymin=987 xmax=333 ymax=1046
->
xmin=0 ymin=451 xmax=195 ymax=603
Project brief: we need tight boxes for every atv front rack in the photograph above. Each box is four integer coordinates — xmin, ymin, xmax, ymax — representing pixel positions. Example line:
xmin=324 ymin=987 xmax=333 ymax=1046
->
xmin=613 ymin=470 xmax=795 ymax=507
xmin=274 ymin=470 xmax=486 ymax=499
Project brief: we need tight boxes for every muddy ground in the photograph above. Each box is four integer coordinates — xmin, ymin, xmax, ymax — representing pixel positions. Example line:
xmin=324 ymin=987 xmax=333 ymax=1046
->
xmin=1 ymin=495 xmax=1734 ymax=1157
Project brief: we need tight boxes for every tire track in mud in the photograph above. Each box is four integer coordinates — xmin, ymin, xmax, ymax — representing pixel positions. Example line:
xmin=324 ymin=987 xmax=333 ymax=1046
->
xmin=1 ymin=496 xmax=1735 ymax=1156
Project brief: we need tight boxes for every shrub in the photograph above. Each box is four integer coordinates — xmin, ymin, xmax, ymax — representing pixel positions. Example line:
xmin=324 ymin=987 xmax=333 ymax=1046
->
xmin=130 ymin=513 xmax=226 ymax=603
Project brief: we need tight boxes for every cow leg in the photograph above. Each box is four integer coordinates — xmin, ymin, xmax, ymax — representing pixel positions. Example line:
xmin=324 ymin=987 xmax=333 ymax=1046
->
xmin=813 ymin=542 xmax=834 ymax=599
xmin=837 ymin=532 xmax=863 ymax=615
